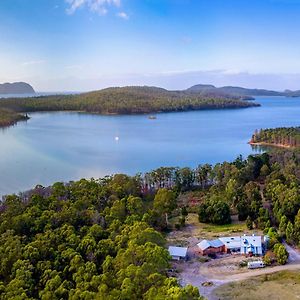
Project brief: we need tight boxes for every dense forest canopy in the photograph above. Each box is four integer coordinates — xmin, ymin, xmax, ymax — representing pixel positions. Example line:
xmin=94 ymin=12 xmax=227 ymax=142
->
xmin=0 ymin=175 xmax=202 ymax=299
xmin=2 ymin=148 xmax=300 ymax=297
xmin=0 ymin=86 xmax=259 ymax=126
xmin=250 ymin=127 xmax=300 ymax=148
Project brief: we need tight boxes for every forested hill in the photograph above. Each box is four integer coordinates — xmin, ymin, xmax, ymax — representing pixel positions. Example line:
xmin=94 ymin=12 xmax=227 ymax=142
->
xmin=250 ymin=127 xmax=300 ymax=148
xmin=187 ymin=84 xmax=300 ymax=98
xmin=0 ymin=82 xmax=35 ymax=94
xmin=0 ymin=86 xmax=259 ymax=117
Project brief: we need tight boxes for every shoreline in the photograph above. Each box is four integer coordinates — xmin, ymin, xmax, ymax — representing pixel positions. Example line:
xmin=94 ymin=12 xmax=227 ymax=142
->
xmin=248 ymin=141 xmax=294 ymax=149
xmin=0 ymin=104 xmax=259 ymax=128
xmin=0 ymin=113 xmax=29 ymax=128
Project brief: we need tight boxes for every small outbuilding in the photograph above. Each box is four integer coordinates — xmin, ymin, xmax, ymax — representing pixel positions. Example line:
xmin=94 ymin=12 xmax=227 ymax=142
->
xmin=197 ymin=239 xmax=225 ymax=256
xmin=168 ymin=246 xmax=188 ymax=260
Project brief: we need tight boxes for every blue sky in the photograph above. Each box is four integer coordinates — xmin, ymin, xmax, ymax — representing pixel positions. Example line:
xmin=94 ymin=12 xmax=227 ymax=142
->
xmin=1 ymin=0 xmax=300 ymax=91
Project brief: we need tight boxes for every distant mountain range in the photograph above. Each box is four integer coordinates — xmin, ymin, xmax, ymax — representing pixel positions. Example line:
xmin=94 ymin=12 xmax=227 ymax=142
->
xmin=186 ymin=84 xmax=300 ymax=98
xmin=0 ymin=82 xmax=35 ymax=94
xmin=1 ymin=81 xmax=300 ymax=99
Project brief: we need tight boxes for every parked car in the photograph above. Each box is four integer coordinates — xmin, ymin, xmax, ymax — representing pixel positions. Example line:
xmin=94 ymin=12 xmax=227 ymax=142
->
xmin=247 ymin=260 xmax=265 ymax=269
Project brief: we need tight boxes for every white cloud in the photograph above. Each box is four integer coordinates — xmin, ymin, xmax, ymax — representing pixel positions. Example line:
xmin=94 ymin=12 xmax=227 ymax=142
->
xmin=221 ymin=69 xmax=245 ymax=75
xmin=66 ymin=0 xmax=121 ymax=15
xmin=116 ymin=11 xmax=129 ymax=20
xmin=22 ymin=60 xmax=45 ymax=66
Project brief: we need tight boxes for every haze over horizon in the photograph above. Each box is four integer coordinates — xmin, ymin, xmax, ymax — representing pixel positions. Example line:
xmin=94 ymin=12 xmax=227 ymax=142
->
xmin=1 ymin=0 xmax=300 ymax=92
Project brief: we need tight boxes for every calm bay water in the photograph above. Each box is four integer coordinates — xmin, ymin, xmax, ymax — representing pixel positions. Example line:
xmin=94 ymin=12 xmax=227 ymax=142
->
xmin=0 ymin=96 xmax=300 ymax=196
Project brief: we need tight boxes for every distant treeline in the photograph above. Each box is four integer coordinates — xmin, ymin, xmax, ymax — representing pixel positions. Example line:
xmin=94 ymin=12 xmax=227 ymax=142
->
xmin=250 ymin=127 xmax=300 ymax=148
xmin=0 ymin=108 xmax=29 ymax=127
xmin=0 ymin=86 xmax=259 ymax=118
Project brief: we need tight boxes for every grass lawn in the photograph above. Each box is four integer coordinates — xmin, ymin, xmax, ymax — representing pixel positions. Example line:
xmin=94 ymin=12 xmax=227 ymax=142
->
xmin=214 ymin=271 xmax=300 ymax=300
xmin=167 ymin=213 xmax=261 ymax=246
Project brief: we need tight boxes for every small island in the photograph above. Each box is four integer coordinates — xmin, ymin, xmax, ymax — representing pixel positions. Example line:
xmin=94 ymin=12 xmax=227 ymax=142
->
xmin=249 ymin=127 xmax=300 ymax=148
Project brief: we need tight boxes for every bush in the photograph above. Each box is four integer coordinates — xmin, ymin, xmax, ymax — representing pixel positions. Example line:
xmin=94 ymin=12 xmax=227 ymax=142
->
xmin=246 ymin=216 xmax=253 ymax=230
xmin=263 ymin=252 xmax=273 ymax=266
xmin=198 ymin=257 xmax=210 ymax=263
xmin=239 ymin=260 xmax=248 ymax=268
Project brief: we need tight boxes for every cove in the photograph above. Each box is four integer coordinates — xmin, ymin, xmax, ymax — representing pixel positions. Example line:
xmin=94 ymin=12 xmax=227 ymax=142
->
xmin=0 ymin=96 xmax=300 ymax=197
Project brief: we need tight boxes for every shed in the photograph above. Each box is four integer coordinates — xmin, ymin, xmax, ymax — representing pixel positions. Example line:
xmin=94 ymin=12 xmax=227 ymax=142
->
xmin=168 ymin=246 xmax=188 ymax=260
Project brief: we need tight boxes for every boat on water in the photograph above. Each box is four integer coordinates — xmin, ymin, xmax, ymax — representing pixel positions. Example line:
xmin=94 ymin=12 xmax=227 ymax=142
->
xmin=148 ymin=115 xmax=157 ymax=120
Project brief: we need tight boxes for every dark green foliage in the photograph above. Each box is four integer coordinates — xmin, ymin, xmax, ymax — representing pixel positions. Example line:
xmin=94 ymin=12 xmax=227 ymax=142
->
xmin=273 ymin=243 xmax=289 ymax=265
xmin=251 ymin=127 xmax=300 ymax=148
xmin=152 ymin=188 xmax=177 ymax=229
xmin=198 ymin=196 xmax=231 ymax=225
xmin=3 ymin=144 xmax=300 ymax=297
xmin=246 ymin=216 xmax=253 ymax=229
xmin=0 ymin=86 xmax=259 ymax=122
xmin=0 ymin=176 xmax=203 ymax=299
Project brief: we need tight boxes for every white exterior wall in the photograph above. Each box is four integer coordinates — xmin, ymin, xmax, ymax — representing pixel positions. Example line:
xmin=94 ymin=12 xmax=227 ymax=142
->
xmin=172 ymin=255 xmax=180 ymax=261
xmin=240 ymin=246 xmax=262 ymax=255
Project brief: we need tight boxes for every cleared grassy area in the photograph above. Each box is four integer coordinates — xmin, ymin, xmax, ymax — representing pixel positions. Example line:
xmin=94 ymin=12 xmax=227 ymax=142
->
xmin=214 ymin=271 xmax=300 ymax=300
xmin=201 ymin=221 xmax=247 ymax=234
xmin=167 ymin=213 xmax=260 ymax=246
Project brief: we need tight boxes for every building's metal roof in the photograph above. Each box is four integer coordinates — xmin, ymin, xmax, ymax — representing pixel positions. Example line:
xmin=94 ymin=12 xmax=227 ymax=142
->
xmin=210 ymin=239 xmax=224 ymax=248
xmin=197 ymin=239 xmax=224 ymax=250
xmin=241 ymin=235 xmax=262 ymax=247
xmin=219 ymin=235 xmax=262 ymax=249
xmin=197 ymin=240 xmax=211 ymax=250
xmin=219 ymin=236 xmax=241 ymax=249
xmin=168 ymin=246 xmax=188 ymax=257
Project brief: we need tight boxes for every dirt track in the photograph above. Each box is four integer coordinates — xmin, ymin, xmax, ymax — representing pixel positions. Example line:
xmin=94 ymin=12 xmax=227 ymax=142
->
xmin=177 ymin=245 xmax=300 ymax=300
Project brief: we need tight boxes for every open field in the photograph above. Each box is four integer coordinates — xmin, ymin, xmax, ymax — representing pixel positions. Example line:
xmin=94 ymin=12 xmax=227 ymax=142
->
xmin=213 ymin=270 xmax=300 ymax=300
xmin=167 ymin=213 xmax=260 ymax=247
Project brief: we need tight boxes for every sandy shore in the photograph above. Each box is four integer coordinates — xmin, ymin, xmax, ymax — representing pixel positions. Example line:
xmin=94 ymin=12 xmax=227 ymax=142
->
xmin=249 ymin=141 xmax=294 ymax=149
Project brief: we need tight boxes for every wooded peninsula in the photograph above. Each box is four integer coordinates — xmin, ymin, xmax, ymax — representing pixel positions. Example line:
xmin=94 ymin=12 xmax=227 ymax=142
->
xmin=0 ymin=108 xmax=29 ymax=127
xmin=250 ymin=127 xmax=300 ymax=148
xmin=0 ymin=86 xmax=259 ymax=127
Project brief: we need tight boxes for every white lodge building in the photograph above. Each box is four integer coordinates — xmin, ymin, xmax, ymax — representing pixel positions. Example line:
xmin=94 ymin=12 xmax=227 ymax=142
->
xmin=219 ymin=234 xmax=263 ymax=255
xmin=240 ymin=235 xmax=263 ymax=255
